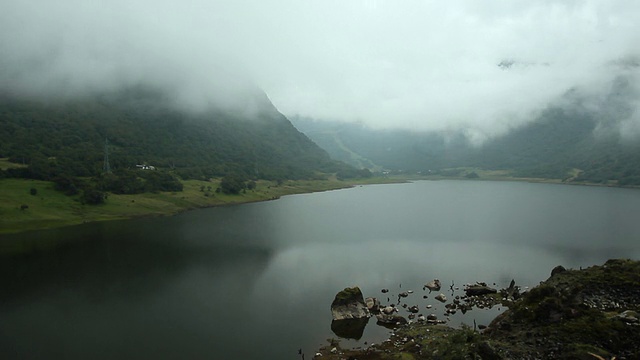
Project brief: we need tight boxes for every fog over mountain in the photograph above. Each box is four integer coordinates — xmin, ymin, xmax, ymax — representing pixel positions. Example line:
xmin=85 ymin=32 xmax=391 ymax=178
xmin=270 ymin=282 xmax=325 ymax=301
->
xmin=1 ymin=1 xmax=639 ymax=138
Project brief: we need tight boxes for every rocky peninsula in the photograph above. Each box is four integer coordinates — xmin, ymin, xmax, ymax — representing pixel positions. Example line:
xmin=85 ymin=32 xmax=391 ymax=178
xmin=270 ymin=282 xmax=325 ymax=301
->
xmin=316 ymin=259 xmax=640 ymax=360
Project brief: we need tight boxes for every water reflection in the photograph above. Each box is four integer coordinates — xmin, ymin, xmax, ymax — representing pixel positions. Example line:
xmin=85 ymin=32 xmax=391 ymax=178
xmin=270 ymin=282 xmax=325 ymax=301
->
xmin=331 ymin=318 xmax=370 ymax=339
xmin=1 ymin=181 xmax=640 ymax=359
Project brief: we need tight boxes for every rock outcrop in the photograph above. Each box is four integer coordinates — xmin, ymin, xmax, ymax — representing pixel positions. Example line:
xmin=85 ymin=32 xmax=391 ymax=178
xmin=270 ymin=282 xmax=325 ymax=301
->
xmin=316 ymin=259 xmax=640 ymax=360
xmin=330 ymin=287 xmax=369 ymax=320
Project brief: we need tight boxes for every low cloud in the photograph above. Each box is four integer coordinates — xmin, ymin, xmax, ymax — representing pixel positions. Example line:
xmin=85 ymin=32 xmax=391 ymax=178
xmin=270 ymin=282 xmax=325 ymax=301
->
xmin=1 ymin=1 xmax=639 ymax=134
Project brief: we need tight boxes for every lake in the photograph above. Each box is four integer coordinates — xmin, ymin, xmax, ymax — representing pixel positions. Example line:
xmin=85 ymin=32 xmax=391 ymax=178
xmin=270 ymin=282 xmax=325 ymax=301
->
xmin=1 ymin=180 xmax=640 ymax=359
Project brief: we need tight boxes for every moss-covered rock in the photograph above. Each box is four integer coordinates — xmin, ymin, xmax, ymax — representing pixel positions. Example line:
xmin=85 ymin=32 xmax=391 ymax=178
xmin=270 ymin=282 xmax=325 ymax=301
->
xmin=330 ymin=286 xmax=369 ymax=320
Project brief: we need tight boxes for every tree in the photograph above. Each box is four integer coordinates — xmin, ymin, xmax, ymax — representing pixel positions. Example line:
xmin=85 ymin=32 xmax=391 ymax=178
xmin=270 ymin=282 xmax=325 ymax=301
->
xmin=219 ymin=174 xmax=247 ymax=194
xmin=82 ymin=188 xmax=105 ymax=205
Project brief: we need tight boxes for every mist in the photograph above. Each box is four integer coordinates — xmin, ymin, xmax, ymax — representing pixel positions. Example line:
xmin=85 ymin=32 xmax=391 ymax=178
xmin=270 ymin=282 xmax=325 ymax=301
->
xmin=1 ymin=0 xmax=639 ymax=135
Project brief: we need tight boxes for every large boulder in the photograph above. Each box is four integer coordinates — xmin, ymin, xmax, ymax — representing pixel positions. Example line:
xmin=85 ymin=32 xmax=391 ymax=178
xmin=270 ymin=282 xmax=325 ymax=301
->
xmin=331 ymin=287 xmax=370 ymax=320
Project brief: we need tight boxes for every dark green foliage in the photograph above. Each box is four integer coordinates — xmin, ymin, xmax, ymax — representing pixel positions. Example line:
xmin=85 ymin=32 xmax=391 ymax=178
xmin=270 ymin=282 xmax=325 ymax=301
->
xmin=81 ymin=187 xmax=105 ymax=205
xmin=52 ymin=174 xmax=80 ymax=195
xmin=138 ymin=171 xmax=183 ymax=193
xmin=465 ymin=171 xmax=479 ymax=179
xmin=97 ymin=171 xmax=145 ymax=194
xmin=219 ymin=174 xmax=247 ymax=194
xmin=29 ymin=188 xmax=37 ymax=196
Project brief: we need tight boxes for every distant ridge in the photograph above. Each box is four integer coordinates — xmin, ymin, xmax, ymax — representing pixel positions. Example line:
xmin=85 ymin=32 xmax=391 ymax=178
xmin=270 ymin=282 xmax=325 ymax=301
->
xmin=292 ymin=74 xmax=640 ymax=186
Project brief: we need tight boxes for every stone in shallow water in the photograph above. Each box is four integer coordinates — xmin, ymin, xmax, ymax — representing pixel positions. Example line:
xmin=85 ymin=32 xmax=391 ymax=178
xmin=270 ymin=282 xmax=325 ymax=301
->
xmin=375 ymin=314 xmax=408 ymax=329
xmin=424 ymin=279 xmax=442 ymax=292
xmin=365 ymin=297 xmax=381 ymax=314
xmin=331 ymin=287 xmax=369 ymax=321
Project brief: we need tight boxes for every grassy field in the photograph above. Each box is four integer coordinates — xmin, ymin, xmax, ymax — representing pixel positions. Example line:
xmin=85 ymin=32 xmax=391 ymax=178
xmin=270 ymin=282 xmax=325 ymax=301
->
xmin=0 ymin=177 xmax=402 ymax=235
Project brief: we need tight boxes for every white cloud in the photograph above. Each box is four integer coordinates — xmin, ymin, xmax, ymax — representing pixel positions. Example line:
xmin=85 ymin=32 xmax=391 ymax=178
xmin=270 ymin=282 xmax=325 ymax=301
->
xmin=1 ymin=0 xmax=639 ymax=133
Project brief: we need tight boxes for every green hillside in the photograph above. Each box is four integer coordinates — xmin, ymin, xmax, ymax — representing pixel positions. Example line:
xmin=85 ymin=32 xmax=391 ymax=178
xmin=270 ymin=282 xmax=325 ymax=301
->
xmin=0 ymin=86 xmax=346 ymax=182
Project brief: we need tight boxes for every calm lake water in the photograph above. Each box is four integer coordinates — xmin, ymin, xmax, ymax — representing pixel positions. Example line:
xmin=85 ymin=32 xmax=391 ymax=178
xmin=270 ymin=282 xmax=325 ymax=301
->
xmin=1 ymin=180 xmax=640 ymax=359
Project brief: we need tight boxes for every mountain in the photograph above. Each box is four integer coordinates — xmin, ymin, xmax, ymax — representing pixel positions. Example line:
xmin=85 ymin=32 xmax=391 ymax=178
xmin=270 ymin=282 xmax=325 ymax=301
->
xmin=0 ymin=86 xmax=350 ymax=184
xmin=290 ymin=116 xmax=471 ymax=171
xmin=292 ymin=75 xmax=640 ymax=185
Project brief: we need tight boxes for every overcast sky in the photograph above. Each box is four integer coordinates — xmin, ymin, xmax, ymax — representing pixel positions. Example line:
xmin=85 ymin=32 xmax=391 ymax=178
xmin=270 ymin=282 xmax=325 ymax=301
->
xmin=1 ymin=0 xmax=639 ymax=134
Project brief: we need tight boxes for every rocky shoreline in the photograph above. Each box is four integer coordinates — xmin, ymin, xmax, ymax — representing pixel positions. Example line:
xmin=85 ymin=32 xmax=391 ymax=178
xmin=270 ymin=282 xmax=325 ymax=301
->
xmin=314 ymin=259 xmax=640 ymax=360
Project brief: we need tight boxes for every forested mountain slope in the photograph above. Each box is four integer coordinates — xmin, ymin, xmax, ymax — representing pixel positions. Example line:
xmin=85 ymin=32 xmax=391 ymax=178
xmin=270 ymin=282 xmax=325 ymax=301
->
xmin=0 ymin=86 xmax=347 ymax=182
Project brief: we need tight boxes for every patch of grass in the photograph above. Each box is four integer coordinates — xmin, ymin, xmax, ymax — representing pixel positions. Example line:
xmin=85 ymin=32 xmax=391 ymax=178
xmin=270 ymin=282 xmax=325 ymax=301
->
xmin=0 ymin=177 xmax=396 ymax=235
xmin=0 ymin=158 xmax=27 ymax=170
xmin=0 ymin=179 xmax=85 ymax=233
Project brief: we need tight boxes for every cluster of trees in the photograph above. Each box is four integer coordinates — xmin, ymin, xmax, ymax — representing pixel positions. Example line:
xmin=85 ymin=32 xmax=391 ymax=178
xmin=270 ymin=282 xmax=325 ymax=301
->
xmin=98 ymin=170 xmax=183 ymax=194
xmin=218 ymin=174 xmax=256 ymax=194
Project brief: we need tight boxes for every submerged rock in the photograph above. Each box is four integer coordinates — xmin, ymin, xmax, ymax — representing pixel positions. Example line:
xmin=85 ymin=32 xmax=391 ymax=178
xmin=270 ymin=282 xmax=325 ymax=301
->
xmin=331 ymin=287 xmax=369 ymax=321
xmin=465 ymin=284 xmax=498 ymax=296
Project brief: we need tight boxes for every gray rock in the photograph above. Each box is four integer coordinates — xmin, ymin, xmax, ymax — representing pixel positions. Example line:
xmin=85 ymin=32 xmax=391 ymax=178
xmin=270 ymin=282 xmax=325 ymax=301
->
xmin=331 ymin=287 xmax=370 ymax=321
xmin=424 ymin=279 xmax=441 ymax=292
xmin=365 ymin=297 xmax=381 ymax=314
xmin=435 ymin=293 xmax=447 ymax=302
xmin=464 ymin=284 xmax=498 ymax=296
xmin=616 ymin=310 xmax=639 ymax=324
xmin=551 ymin=265 xmax=567 ymax=277
xmin=382 ymin=306 xmax=395 ymax=315
xmin=375 ymin=314 xmax=408 ymax=328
